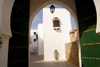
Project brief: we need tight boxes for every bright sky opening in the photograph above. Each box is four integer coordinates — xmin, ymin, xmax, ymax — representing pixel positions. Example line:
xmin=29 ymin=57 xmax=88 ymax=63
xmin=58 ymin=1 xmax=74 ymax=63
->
xmin=31 ymin=4 xmax=76 ymax=30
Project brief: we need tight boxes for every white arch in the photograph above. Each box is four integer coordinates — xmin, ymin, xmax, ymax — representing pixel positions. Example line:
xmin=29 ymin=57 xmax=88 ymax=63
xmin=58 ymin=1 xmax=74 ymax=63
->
xmin=0 ymin=0 xmax=99 ymax=67
xmin=0 ymin=0 xmax=14 ymax=67
xmin=29 ymin=0 xmax=81 ymax=67
xmin=93 ymin=0 xmax=100 ymax=35
xmin=0 ymin=0 xmax=14 ymax=37
xmin=29 ymin=0 xmax=79 ymax=43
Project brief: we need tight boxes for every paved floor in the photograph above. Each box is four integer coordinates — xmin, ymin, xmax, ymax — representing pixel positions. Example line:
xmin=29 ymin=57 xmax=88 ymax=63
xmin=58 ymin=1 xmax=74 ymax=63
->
xmin=30 ymin=53 xmax=78 ymax=67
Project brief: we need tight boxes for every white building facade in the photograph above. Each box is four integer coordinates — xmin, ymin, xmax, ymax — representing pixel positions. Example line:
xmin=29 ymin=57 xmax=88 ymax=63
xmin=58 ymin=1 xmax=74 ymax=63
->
xmin=43 ymin=8 xmax=72 ymax=60
xmin=37 ymin=24 xmax=44 ymax=55
xmin=30 ymin=30 xmax=38 ymax=53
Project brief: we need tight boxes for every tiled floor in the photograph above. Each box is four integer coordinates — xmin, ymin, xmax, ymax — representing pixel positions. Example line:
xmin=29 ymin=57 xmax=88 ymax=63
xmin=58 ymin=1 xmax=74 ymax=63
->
xmin=30 ymin=53 xmax=78 ymax=67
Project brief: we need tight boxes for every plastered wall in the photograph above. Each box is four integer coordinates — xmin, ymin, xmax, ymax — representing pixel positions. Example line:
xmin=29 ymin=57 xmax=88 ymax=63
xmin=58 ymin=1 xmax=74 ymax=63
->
xmin=43 ymin=8 xmax=72 ymax=60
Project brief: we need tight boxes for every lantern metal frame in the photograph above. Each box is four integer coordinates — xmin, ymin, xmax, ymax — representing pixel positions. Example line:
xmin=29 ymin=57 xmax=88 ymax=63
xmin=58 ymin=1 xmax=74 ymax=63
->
xmin=50 ymin=4 xmax=55 ymax=14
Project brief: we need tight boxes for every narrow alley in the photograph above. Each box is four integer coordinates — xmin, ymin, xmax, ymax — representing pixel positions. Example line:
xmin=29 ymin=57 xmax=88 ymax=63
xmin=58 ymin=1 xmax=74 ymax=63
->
xmin=30 ymin=53 xmax=78 ymax=67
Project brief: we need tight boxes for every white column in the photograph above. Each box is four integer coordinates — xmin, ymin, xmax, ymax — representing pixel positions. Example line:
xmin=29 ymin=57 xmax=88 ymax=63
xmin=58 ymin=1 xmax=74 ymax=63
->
xmin=93 ymin=0 xmax=100 ymax=35
xmin=0 ymin=35 xmax=11 ymax=67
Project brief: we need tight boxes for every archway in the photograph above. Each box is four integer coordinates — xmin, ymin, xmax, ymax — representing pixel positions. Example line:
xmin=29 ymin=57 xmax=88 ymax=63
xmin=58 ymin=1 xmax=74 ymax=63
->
xmin=0 ymin=0 xmax=99 ymax=67
xmin=0 ymin=0 xmax=14 ymax=67
xmin=29 ymin=0 xmax=79 ymax=42
xmin=29 ymin=1 xmax=81 ymax=67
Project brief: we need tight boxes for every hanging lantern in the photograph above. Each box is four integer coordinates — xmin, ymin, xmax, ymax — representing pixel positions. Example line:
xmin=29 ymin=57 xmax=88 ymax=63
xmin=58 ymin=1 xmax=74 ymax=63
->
xmin=50 ymin=4 xmax=55 ymax=14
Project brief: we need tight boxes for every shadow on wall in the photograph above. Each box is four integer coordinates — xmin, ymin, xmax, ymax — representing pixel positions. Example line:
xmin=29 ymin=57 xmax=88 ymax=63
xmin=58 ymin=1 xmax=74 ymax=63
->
xmin=55 ymin=29 xmax=62 ymax=33
xmin=37 ymin=35 xmax=44 ymax=56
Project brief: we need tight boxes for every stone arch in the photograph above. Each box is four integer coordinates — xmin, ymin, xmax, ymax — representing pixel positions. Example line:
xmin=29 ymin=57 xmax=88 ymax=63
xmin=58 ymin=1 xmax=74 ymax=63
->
xmin=29 ymin=0 xmax=81 ymax=67
xmin=29 ymin=0 xmax=79 ymax=43
xmin=0 ymin=0 xmax=99 ymax=67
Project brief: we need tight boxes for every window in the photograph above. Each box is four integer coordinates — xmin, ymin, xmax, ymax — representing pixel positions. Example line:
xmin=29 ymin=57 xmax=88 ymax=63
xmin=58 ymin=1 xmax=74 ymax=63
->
xmin=34 ymin=32 xmax=36 ymax=35
xmin=53 ymin=20 xmax=60 ymax=27
xmin=52 ymin=17 xmax=60 ymax=30
xmin=34 ymin=39 xmax=36 ymax=42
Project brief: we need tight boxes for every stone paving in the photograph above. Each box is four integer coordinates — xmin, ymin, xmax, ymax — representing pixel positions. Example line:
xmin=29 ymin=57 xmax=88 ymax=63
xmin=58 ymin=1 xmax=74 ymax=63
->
xmin=30 ymin=53 xmax=78 ymax=67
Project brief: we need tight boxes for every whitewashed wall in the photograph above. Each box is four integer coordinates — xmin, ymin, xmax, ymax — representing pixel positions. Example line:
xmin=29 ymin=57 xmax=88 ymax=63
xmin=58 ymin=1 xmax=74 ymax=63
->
xmin=43 ymin=8 xmax=72 ymax=60
xmin=30 ymin=30 xmax=38 ymax=53
xmin=38 ymin=24 xmax=44 ymax=55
